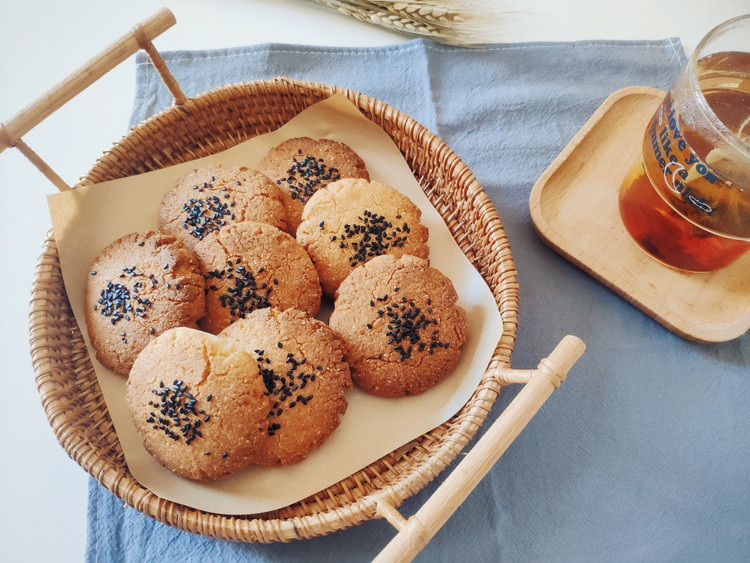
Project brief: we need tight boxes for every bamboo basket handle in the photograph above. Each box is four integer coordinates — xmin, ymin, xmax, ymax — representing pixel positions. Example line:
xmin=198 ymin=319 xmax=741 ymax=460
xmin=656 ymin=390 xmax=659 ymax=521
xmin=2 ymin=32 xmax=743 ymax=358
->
xmin=374 ymin=335 xmax=586 ymax=563
xmin=0 ymin=7 xmax=180 ymax=191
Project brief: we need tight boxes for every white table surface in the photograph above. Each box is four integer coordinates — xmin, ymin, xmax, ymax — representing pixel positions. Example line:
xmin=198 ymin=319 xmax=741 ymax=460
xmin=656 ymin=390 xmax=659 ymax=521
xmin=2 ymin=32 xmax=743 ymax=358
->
xmin=1 ymin=1 xmax=747 ymax=560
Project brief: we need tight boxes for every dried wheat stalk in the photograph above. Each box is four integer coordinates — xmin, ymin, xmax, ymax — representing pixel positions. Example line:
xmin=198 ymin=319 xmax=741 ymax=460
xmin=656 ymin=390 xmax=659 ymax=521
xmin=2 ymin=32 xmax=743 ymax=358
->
xmin=307 ymin=0 xmax=506 ymax=46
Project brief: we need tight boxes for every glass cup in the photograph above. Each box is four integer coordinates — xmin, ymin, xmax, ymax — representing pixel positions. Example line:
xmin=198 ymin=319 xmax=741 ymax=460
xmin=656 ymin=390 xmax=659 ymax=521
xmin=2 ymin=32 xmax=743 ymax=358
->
xmin=618 ymin=14 xmax=750 ymax=272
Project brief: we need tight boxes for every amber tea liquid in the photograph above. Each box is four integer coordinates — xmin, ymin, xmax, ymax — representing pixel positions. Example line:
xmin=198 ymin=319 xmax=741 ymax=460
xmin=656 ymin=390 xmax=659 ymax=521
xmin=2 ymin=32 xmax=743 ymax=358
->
xmin=619 ymin=51 xmax=750 ymax=272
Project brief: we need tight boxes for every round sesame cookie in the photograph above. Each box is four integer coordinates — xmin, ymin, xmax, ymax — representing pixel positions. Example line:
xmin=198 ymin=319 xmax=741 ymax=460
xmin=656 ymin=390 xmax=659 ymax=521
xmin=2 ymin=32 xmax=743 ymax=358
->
xmin=329 ymin=254 xmax=468 ymax=398
xmin=126 ymin=327 xmax=269 ymax=480
xmin=193 ymin=221 xmax=321 ymax=334
xmin=158 ymin=164 xmax=288 ymax=252
xmin=258 ymin=137 xmax=369 ymax=233
xmin=84 ymin=230 xmax=206 ymax=377
xmin=220 ymin=307 xmax=352 ymax=465
xmin=296 ymin=178 xmax=429 ymax=298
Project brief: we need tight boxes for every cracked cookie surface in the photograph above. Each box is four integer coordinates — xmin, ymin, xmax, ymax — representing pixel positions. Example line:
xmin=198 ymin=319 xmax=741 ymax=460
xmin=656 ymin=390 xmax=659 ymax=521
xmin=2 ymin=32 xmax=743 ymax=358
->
xmin=158 ymin=164 xmax=289 ymax=252
xmin=126 ymin=327 xmax=269 ymax=480
xmin=259 ymin=137 xmax=369 ymax=233
xmin=329 ymin=254 xmax=468 ymax=398
xmin=296 ymin=178 xmax=429 ymax=298
xmin=84 ymin=230 xmax=205 ymax=377
xmin=221 ymin=307 xmax=352 ymax=465
xmin=193 ymin=221 xmax=321 ymax=334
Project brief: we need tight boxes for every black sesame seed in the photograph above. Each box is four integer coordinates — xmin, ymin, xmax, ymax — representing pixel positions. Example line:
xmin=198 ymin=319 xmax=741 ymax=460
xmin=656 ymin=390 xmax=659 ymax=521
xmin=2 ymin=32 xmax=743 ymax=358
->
xmin=205 ymin=260 xmax=272 ymax=319
xmin=181 ymin=192 xmax=235 ymax=240
xmin=96 ymin=277 xmax=152 ymax=324
xmin=254 ymin=348 xmax=317 ymax=435
xmin=281 ymin=155 xmax=340 ymax=203
xmin=146 ymin=381 xmax=212 ymax=444
xmin=374 ymin=292 xmax=449 ymax=362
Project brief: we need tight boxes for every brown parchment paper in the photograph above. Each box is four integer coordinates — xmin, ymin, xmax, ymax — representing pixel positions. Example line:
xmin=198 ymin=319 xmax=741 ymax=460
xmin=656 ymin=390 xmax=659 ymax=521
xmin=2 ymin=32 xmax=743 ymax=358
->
xmin=47 ymin=94 xmax=503 ymax=514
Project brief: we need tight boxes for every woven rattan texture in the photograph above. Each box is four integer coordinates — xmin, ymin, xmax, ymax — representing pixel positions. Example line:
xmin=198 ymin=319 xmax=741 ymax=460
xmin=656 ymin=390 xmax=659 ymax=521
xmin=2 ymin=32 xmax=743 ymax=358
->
xmin=29 ymin=78 xmax=518 ymax=542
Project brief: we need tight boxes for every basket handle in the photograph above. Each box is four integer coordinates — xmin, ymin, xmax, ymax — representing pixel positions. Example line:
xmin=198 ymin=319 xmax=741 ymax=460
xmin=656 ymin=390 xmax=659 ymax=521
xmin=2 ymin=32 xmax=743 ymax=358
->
xmin=374 ymin=335 xmax=586 ymax=562
xmin=0 ymin=7 xmax=181 ymax=191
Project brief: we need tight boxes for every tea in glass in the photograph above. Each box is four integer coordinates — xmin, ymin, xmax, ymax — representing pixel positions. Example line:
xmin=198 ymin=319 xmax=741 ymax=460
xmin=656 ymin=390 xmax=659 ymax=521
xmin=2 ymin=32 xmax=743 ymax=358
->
xmin=618 ymin=17 xmax=750 ymax=272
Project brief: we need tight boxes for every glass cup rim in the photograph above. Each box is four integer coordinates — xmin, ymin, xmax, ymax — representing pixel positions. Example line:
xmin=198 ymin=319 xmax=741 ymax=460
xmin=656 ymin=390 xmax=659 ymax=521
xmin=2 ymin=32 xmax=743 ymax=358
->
xmin=686 ymin=14 xmax=750 ymax=157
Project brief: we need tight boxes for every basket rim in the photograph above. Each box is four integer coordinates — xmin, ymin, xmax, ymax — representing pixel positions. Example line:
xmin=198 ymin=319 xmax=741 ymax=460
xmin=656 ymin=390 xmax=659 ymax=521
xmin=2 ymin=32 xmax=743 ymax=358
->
xmin=30 ymin=77 xmax=518 ymax=542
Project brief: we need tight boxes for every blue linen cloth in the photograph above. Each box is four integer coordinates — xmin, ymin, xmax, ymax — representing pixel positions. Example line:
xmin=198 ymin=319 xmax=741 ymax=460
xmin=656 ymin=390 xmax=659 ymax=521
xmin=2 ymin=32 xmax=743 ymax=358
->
xmin=87 ymin=38 xmax=750 ymax=561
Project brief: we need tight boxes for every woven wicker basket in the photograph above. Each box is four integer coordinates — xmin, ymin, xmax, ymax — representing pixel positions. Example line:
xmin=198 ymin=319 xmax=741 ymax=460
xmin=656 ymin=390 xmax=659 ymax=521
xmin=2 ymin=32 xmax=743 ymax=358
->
xmin=14 ymin=9 xmax=582 ymax=557
xmin=30 ymin=74 xmax=517 ymax=539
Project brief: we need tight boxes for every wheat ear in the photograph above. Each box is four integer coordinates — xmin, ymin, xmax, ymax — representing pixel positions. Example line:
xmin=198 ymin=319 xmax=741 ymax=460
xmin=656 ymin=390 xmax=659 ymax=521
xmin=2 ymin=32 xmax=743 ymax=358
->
xmin=308 ymin=0 xmax=507 ymax=47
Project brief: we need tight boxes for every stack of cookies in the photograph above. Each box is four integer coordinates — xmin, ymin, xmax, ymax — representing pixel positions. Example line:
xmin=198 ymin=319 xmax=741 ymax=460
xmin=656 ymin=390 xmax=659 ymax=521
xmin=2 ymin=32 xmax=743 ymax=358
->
xmin=84 ymin=137 xmax=469 ymax=481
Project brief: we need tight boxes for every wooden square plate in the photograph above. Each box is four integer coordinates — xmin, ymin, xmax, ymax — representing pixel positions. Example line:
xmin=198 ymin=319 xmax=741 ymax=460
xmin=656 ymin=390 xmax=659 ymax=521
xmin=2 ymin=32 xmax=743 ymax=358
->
xmin=530 ymin=86 xmax=750 ymax=343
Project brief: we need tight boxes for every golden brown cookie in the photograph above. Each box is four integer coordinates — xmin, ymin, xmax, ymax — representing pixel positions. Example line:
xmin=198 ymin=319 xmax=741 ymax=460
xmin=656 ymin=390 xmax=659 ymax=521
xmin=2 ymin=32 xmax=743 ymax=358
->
xmin=84 ymin=230 xmax=205 ymax=377
xmin=193 ymin=221 xmax=321 ymax=334
xmin=220 ymin=307 xmax=352 ymax=465
xmin=158 ymin=164 xmax=288 ymax=251
xmin=259 ymin=137 xmax=369 ymax=232
xmin=126 ymin=327 xmax=269 ymax=480
xmin=296 ymin=178 xmax=429 ymax=298
xmin=329 ymin=254 xmax=468 ymax=398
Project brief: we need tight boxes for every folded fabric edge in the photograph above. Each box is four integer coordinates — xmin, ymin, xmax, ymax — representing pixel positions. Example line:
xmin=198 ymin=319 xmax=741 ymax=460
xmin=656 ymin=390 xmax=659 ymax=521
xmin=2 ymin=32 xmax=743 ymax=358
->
xmin=128 ymin=36 xmax=685 ymax=129
xmin=134 ymin=36 xmax=686 ymax=63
